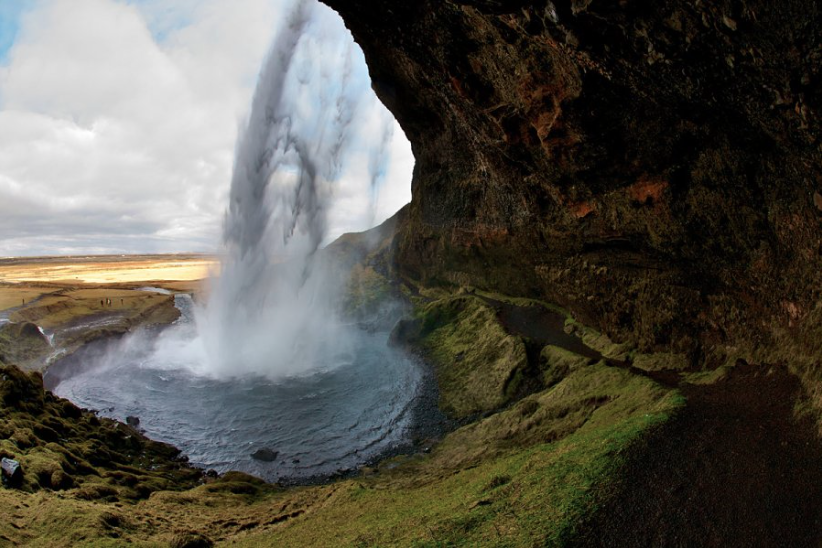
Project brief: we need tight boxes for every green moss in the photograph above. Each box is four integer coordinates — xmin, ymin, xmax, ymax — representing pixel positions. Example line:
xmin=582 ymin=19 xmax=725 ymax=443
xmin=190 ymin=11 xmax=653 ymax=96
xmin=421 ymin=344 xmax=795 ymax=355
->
xmin=343 ymin=264 xmax=391 ymax=317
xmin=574 ymin=325 xmax=634 ymax=361
xmin=0 ymin=364 xmax=201 ymax=502
xmin=631 ymin=352 xmax=689 ymax=372
xmin=0 ymin=322 xmax=51 ymax=371
xmin=540 ymin=345 xmax=596 ymax=387
xmin=230 ymin=365 xmax=683 ymax=547
xmin=412 ymin=296 xmax=528 ymax=417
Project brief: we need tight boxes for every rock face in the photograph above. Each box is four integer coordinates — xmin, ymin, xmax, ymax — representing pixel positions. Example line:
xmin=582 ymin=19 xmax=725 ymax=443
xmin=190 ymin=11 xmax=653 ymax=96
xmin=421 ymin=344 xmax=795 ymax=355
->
xmin=322 ymin=0 xmax=822 ymax=362
xmin=251 ymin=448 xmax=279 ymax=462
xmin=0 ymin=322 xmax=50 ymax=371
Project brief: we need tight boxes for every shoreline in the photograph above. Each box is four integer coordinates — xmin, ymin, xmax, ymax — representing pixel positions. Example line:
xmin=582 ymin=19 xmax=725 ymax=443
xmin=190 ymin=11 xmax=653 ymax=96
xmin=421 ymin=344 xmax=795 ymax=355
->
xmin=43 ymin=306 xmax=452 ymax=488
xmin=1 ymin=254 xmax=453 ymax=488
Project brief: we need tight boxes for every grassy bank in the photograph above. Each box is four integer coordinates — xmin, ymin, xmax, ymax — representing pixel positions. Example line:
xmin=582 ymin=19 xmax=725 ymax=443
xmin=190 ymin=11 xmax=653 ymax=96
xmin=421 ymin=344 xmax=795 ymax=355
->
xmin=0 ymin=357 xmax=682 ymax=546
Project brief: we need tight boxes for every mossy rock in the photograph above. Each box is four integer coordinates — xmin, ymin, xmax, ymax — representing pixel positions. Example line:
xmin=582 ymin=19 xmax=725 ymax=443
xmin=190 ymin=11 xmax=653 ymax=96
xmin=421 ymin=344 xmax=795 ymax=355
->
xmin=632 ymin=352 xmax=690 ymax=372
xmin=0 ymin=364 xmax=202 ymax=500
xmin=399 ymin=296 xmax=528 ymax=418
xmin=541 ymin=345 xmax=597 ymax=387
xmin=0 ymin=322 xmax=50 ymax=371
xmin=343 ymin=265 xmax=391 ymax=317
xmin=0 ymin=364 xmax=46 ymax=412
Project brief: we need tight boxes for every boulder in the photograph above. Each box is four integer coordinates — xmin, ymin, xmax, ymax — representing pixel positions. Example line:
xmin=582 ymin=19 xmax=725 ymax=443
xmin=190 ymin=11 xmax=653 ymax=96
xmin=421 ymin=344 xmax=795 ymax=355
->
xmin=171 ymin=532 xmax=214 ymax=548
xmin=1 ymin=457 xmax=22 ymax=487
xmin=250 ymin=448 xmax=278 ymax=462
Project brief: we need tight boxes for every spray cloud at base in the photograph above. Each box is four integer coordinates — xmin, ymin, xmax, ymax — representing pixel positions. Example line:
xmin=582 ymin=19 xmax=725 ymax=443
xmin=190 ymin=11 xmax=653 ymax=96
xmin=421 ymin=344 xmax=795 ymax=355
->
xmin=198 ymin=0 xmax=402 ymax=379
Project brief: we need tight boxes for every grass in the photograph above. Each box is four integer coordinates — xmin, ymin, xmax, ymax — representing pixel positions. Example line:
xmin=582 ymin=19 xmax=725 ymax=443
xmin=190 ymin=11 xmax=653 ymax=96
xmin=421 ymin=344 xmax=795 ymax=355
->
xmin=409 ymin=295 xmax=528 ymax=417
xmin=541 ymin=345 xmax=596 ymax=387
xmin=0 ymin=355 xmax=683 ymax=547
xmin=9 ymin=289 xmax=176 ymax=329
xmin=0 ymin=285 xmax=57 ymax=312
xmin=229 ymin=364 xmax=683 ymax=547
xmin=0 ymin=288 xmax=180 ymax=371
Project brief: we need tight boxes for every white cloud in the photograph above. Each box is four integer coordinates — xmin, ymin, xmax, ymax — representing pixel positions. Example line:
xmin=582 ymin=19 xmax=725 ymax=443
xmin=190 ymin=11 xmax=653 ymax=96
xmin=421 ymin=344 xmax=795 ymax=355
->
xmin=0 ymin=0 xmax=412 ymax=256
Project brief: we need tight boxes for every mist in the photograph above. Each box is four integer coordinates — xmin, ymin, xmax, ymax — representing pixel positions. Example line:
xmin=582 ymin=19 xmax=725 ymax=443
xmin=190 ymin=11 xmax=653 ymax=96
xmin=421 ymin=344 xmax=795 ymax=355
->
xmin=193 ymin=0 xmax=399 ymax=379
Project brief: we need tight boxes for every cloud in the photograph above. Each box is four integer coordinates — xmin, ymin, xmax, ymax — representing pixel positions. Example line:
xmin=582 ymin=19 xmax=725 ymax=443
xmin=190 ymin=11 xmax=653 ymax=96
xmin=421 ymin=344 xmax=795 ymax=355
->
xmin=0 ymin=0 xmax=412 ymax=256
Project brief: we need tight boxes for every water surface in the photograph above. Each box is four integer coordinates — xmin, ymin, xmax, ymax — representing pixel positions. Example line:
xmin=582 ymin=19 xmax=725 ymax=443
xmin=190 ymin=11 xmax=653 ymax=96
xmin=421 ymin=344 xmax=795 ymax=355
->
xmin=54 ymin=295 xmax=422 ymax=481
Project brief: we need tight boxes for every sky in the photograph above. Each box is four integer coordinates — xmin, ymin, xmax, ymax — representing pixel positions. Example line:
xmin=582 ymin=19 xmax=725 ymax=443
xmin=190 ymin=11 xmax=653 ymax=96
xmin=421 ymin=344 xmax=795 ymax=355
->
xmin=0 ymin=0 xmax=414 ymax=256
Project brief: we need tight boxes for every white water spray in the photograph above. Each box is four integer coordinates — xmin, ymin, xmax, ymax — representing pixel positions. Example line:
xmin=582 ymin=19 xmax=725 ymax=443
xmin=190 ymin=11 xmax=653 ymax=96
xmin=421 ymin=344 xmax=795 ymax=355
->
xmin=48 ymin=0 xmax=426 ymax=480
xmin=199 ymin=0 xmax=396 ymax=379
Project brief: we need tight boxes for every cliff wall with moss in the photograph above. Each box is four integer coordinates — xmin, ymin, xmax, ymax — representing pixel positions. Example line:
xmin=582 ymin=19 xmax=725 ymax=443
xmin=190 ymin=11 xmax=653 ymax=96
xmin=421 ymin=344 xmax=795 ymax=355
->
xmin=322 ymin=0 xmax=822 ymax=371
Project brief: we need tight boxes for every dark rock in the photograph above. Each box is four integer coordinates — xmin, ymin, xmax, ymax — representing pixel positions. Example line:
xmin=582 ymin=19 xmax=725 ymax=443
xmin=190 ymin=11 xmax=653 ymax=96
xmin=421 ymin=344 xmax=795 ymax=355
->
xmin=1 ymin=457 xmax=22 ymax=487
xmin=388 ymin=318 xmax=421 ymax=347
xmin=322 ymin=0 xmax=822 ymax=361
xmin=250 ymin=448 xmax=279 ymax=462
xmin=170 ymin=532 xmax=214 ymax=548
xmin=125 ymin=416 xmax=140 ymax=429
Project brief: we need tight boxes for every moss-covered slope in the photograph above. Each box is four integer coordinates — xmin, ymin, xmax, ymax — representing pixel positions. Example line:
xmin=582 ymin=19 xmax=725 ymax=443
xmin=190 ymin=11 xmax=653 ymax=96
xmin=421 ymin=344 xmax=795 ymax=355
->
xmin=0 ymin=364 xmax=202 ymax=500
xmin=0 ymin=345 xmax=682 ymax=546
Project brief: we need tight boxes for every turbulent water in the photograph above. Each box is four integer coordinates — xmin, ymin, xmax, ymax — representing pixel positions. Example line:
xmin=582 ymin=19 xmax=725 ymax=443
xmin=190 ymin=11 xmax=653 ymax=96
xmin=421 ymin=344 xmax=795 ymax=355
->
xmin=53 ymin=295 xmax=423 ymax=481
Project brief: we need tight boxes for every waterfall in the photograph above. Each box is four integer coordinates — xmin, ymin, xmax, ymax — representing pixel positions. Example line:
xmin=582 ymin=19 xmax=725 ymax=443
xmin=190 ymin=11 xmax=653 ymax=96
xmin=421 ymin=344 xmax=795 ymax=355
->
xmin=199 ymin=0 xmax=395 ymax=378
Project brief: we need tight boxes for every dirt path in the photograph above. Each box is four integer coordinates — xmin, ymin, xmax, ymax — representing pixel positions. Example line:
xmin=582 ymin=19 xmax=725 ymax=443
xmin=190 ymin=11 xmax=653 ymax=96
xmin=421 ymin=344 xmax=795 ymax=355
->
xmin=573 ymin=361 xmax=822 ymax=547
xmin=481 ymin=298 xmax=822 ymax=546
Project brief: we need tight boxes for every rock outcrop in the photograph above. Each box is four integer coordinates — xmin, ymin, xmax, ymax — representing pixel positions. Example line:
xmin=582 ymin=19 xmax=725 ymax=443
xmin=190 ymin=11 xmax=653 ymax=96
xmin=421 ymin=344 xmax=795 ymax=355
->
xmin=0 ymin=364 xmax=202 ymax=499
xmin=322 ymin=0 xmax=822 ymax=365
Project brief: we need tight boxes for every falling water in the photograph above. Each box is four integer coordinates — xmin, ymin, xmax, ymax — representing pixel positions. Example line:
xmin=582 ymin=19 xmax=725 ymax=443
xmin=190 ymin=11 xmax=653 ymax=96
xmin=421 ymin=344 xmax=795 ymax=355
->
xmin=52 ymin=0 xmax=429 ymax=481
xmin=201 ymin=0 xmax=395 ymax=379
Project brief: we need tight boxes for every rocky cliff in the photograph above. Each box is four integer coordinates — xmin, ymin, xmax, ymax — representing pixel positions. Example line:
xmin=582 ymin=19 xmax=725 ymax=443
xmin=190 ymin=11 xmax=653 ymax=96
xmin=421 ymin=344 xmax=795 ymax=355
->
xmin=322 ymin=0 xmax=822 ymax=368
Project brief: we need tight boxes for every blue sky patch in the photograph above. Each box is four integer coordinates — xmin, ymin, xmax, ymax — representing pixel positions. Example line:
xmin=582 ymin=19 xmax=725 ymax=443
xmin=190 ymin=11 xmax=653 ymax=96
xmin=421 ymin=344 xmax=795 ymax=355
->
xmin=123 ymin=0 xmax=197 ymax=44
xmin=0 ymin=1 xmax=29 ymax=64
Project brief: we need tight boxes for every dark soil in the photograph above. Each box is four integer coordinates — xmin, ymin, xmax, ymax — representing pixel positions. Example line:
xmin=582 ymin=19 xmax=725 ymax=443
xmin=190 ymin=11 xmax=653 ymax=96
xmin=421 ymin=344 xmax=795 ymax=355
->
xmin=480 ymin=298 xmax=822 ymax=546
xmin=486 ymin=298 xmax=681 ymax=395
xmin=573 ymin=361 xmax=822 ymax=548
xmin=485 ymin=298 xmax=602 ymax=361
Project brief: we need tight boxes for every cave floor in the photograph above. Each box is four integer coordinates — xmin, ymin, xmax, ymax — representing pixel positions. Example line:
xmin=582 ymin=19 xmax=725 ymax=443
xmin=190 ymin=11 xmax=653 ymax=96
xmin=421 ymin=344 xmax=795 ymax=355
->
xmin=483 ymin=298 xmax=822 ymax=546
xmin=571 ymin=360 xmax=822 ymax=547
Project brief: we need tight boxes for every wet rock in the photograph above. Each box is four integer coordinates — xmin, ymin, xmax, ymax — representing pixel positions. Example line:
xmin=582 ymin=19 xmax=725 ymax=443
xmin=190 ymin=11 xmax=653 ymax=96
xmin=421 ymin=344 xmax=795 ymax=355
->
xmin=251 ymin=448 xmax=279 ymax=462
xmin=126 ymin=416 xmax=140 ymax=429
xmin=1 ymin=457 xmax=22 ymax=487
xmin=387 ymin=317 xmax=422 ymax=347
